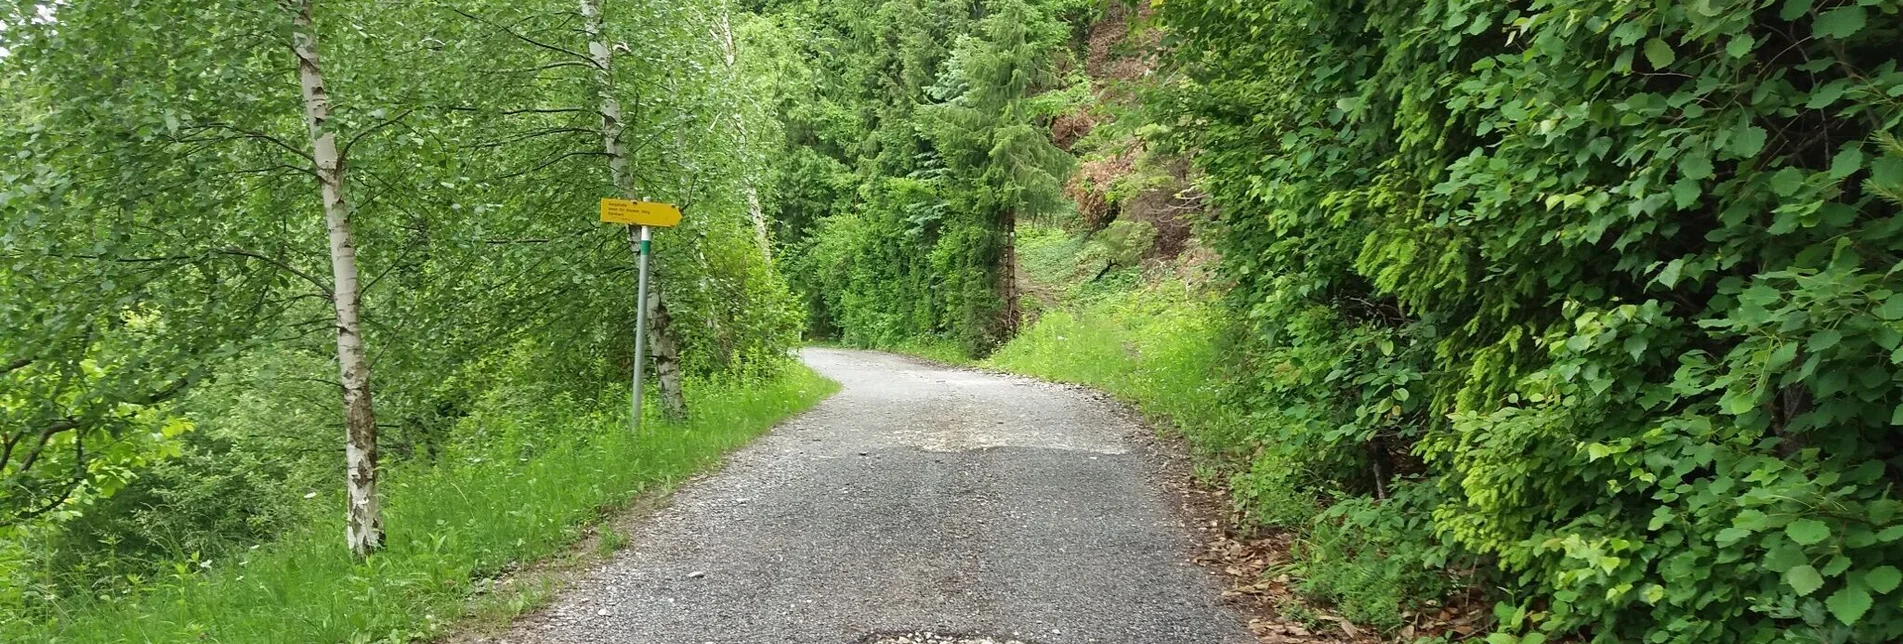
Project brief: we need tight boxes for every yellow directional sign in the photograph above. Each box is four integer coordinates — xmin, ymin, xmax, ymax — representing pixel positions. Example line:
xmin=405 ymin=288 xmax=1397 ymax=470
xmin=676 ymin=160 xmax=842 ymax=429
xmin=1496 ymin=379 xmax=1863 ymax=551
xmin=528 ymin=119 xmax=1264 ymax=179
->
xmin=599 ymin=199 xmax=682 ymax=227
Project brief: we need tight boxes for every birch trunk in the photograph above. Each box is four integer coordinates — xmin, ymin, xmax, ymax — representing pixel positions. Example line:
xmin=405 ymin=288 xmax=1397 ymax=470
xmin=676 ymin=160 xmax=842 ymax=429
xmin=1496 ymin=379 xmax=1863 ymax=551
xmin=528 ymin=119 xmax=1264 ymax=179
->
xmin=714 ymin=10 xmax=773 ymax=261
xmin=289 ymin=0 xmax=381 ymax=557
xmin=583 ymin=0 xmax=690 ymax=421
xmin=1001 ymin=210 xmax=1019 ymax=338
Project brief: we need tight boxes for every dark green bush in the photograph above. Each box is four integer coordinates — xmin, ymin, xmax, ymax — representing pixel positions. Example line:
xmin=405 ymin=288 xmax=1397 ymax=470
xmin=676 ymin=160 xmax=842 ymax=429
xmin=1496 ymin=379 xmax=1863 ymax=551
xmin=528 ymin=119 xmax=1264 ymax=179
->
xmin=1158 ymin=0 xmax=1903 ymax=640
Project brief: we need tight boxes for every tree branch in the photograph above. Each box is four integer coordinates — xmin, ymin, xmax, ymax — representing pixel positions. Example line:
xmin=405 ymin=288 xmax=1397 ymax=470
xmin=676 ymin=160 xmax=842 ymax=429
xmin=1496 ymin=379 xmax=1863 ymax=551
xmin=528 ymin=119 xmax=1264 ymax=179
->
xmin=466 ymin=127 xmax=594 ymax=150
xmin=214 ymin=248 xmax=333 ymax=297
xmin=8 ymin=429 xmax=84 ymax=525
xmin=483 ymin=150 xmax=610 ymax=182
xmin=442 ymin=6 xmax=601 ymax=68
xmin=178 ymin=122 xmax=315 ymax=164
xmin=341 ymin=107 xmax=418 ymax=161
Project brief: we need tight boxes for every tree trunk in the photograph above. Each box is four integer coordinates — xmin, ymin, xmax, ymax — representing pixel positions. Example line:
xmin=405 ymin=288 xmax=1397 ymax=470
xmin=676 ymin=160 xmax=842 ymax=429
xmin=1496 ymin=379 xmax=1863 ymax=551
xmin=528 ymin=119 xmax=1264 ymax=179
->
xmin=1001 ymin=210 xmax=1019 ymax=338
xmin=645 ymin=285 xmax=689 ymax=420
xmin=745 ymin=185 xmax=770 ymax=262
xmin=714 ymin=9 xmax=773 ymax=261
xmin=583 ymin=0 xmax=689 ymax=421
xmin=289 ymin=0 xmax=381 ymax=558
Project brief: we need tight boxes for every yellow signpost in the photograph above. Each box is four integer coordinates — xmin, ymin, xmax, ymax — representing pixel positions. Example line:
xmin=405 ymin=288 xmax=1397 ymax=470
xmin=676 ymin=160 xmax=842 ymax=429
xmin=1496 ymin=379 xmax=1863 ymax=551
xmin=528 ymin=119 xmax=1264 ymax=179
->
xmin=601 ymin=198 xmax=683 ymax=430
xmin=599 ymin=199 xmax=682 ymax=227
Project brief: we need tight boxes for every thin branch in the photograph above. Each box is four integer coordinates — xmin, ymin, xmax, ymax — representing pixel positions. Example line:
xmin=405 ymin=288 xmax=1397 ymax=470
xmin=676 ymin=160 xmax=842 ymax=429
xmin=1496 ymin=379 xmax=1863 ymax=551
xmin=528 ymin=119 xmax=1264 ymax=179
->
xmin=432 ymin=105 xmax=593 ymax=117
xmin=483 ymin=150 xmax=610 ymax=182
xmin=442 ymin=5 xmax=600 ymax=68
xmin=9 ymin=429 xmax=84 ymax=524
xmin=466 ymin=127 xmax=595 ymax=150
xmin=481 ymin=60 xmax=595 ymax=76
xmin=9 ymin=418 xmax=82 ymax=475
xmin=341 ymin=107 xmax=418 ymax=160
xmin=213 ymin=248 xmax=333 ymax=297
xmin=178 ymin=122 xmax=315 ymax=164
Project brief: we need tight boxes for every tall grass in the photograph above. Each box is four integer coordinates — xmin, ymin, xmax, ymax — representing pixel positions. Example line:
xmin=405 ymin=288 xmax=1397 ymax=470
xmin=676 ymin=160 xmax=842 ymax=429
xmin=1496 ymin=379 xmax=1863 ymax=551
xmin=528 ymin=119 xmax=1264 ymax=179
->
xmin=13 ymin=367 xmax=836 ymax=643
xmin=987 ymin=282 xmax=1240 ymax=453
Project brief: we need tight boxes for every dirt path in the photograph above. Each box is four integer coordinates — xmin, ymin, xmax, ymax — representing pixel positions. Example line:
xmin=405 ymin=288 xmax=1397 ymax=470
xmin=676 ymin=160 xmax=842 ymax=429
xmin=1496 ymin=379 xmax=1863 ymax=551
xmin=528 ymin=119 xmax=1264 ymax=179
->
xmin=485 ymin=348 xmax=1253 ymax=644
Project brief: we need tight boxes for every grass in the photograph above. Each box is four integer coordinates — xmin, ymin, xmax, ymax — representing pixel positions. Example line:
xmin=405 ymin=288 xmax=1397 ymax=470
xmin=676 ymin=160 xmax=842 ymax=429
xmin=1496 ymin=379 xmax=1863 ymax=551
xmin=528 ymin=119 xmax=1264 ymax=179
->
xmin=884 ymin=337 xmax=976 ymax=366
xmin=14 ymin=366 xmax=837 ymax=644
xmin=985 ymin=280 xmax=1238 ymax=449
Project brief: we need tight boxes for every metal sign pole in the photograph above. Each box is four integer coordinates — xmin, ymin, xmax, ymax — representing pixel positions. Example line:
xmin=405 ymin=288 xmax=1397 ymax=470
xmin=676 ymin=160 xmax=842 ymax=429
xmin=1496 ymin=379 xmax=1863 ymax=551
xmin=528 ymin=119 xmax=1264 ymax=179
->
xmin=632 ymin=224 xmax=652 ymax=431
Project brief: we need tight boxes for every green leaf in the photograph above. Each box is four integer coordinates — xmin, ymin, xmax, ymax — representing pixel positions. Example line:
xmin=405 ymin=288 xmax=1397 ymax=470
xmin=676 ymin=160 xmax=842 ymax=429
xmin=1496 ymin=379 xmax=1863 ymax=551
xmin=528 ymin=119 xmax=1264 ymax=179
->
xmin=1671 ymin=178 xmax=1702 ymax=208
xmin=1680 ymin=154 xmax=1714 ymax=181
xmin=1870 ymin=156 xmax=1903 ymax=189
xmin=1826 ymin=586 xmax=1872 ymax=625
xmin=1787 ymin=564 xmax=1826 ymax=596
xmin=1780 ymin=0 xmax=1813 ymax=20
xmin=1813 ymin=6 xmax=1867 ymax=39
xmin=1830 ymin=147 xmax=1864 ymax=180
xmin=1808 ymin=329 xmax=1842 ymax=352
xmin=1764 ymin=543 xmax=1808 ymax=573
xmin=1657 ymin=259 xmax=1685 ymax=288
xmin=1861 ymin=566 xmax=1901 ymax=594
xmin=1879 ymin=525 xmax=1903 ymax=542
xmin=1644 ymin=39 xmax=1676 ymax=68
xmin=1878 ymin=294 xmax=1903 ymax=320
xmin=1787 ymin=518 xmax=1831 ymax=545
xmin=1726 ymin=34 xmax=1756 ymax=58
xmin=1729 ymin=126 xmax=1767 ymax=158
xmin=1771 ymin=168 xmax=1806 ymax=195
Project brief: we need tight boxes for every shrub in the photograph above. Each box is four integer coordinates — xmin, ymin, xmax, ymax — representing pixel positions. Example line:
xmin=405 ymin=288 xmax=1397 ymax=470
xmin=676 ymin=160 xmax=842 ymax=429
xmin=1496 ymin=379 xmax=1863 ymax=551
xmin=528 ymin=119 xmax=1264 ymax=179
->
xmin=1156 ymin=0 xmax=1903 ymax=640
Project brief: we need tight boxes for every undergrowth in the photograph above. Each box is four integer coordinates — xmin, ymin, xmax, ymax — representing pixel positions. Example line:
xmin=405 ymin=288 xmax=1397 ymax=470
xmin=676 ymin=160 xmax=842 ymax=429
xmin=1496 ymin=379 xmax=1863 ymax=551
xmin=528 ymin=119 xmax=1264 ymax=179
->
xmin=985 ymin=227 xmax=1438 ymax=633
xmin=8 ymin=367 xmax=836 ymax=643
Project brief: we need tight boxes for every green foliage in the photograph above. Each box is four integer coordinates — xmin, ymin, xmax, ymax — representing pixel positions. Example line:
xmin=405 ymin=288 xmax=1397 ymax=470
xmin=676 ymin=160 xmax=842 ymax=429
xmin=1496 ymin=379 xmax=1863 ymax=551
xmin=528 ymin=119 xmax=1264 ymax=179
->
xmin=1156 ymin=0 xmax=1903 ymax=640
xmin=988 ymin=278 xmax=1236 ymax=454
xmin=2 ymin=365 xmax=835 ymax=643
xmin=763 ymin=0 xmax=1077 ymax=355
xmin=0 ymin=0 xmax=804 ymax=629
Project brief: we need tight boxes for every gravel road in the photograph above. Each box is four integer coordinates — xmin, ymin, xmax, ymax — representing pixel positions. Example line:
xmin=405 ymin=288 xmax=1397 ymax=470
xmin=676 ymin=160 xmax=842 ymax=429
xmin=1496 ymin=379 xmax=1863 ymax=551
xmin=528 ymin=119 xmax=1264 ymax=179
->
xmin=493 ymin=347 xmax=1253 ymax=644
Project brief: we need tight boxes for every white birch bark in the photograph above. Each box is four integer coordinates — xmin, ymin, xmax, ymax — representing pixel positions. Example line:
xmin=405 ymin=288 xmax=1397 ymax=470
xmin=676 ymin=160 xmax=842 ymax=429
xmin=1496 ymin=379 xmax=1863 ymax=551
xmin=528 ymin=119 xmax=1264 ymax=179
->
xmin=583 ymin=0 xmax=689 ymax=421
xmin=714 ymin=9 xmax=773 ymax=261
xmin=289 ymin=0 xmax=381 ymax=557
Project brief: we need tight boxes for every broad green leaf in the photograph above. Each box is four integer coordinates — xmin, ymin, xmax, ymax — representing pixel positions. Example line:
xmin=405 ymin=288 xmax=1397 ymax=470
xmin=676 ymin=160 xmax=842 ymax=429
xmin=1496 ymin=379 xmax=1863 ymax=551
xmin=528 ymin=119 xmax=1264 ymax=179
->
xmin=1808 ymin=329 xmax=1842 ymax=352
xmin=1729 ymin=125 xmax=1767 ymax=158
xmin=1825 ymin=586 xmax=1872 ymax=624
xmin=1726 ymin=34 xmax=1755 ymax=58
xmin=1658 ymin=259 xmax=1684 ymax=288
xmin=1869 ymin=156 xmax=1903 ymax=189
xmin=1679 ymin=154 xmax=1713 ymax=181
xmin=1771 ymin=168 xmax=1806 ymax=195
xmin=1787 ymin=564 xmax=1826 ymax=596
xmin=1813 ymin=6 xmax=1867 ymax=39
xmin=1786 ymin=518 xmax=1831 ymax=545
xmin=1860 ymin=566 xmax=1901 ymax=594
xmin=1644 ymin=39 xmax=1677 ymax=69
xmin=1764 ymin=543 xmax=1807 ymax=572
xmin=1879 ymin=294 xmax=1903 ymax=320
xmin=1829 ymin=147 xmax=1864 ymax=180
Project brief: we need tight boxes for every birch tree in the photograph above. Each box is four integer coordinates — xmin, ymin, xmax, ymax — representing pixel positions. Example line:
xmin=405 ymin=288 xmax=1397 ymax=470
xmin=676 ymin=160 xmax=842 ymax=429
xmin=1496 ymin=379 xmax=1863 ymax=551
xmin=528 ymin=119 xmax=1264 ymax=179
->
xmin=712 ymin=7 xmax=772 ymax=260
xmin=581 ymin=0 xmax=690 ymax=421
xmin=285 ymin=0 xmax=381 ymax=556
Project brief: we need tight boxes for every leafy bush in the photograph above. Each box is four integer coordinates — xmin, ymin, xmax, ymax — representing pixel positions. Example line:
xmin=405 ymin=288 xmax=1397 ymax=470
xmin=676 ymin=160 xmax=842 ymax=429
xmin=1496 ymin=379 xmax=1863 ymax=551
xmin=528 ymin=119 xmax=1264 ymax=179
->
xmin=1157 ymin=0 xmax=1903 ymax=640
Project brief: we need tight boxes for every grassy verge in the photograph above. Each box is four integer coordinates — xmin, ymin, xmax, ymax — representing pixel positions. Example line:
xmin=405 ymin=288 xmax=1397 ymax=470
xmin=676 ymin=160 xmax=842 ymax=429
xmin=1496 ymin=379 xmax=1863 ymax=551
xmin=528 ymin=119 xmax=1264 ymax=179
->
xmin=985 ymin=281 xmax=1241 ymax=455
xmin=16 ymin=366 xmax=837 ymax=643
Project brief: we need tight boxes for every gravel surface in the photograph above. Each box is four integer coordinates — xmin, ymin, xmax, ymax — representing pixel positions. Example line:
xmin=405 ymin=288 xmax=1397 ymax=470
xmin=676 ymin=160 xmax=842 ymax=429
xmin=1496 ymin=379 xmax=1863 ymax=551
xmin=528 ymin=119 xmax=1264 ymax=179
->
xmin=489 ymin=347 xmax=1252 ymax=644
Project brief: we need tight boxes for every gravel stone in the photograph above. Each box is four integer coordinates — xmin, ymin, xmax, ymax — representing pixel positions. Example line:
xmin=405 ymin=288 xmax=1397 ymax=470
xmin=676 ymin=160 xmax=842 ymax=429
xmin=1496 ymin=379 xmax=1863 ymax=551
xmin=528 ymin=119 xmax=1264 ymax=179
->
xmin=498 ymin=348 xmax=1251 ymax=644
